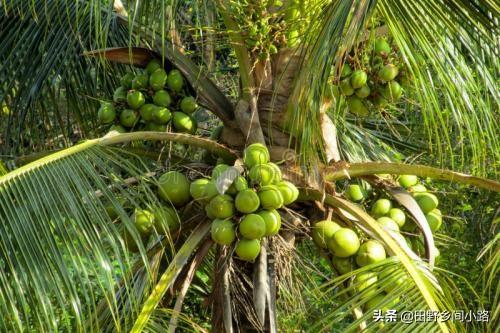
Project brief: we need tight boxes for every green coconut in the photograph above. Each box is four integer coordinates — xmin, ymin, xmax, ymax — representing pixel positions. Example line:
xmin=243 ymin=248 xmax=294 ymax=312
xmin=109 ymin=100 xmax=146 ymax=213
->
xmin=157 ymin=171 xmax=191 ymax=207
xmin=239 ymin=214 xmax=266 ymax=239
xmin=327 ymin=228 xmax=360 ymax=257
xmin=243 ymin=143 xmax=270 ymax=168
xmin=355 ymin=240 xmax=387 ymax=266
xmin=235 ymin=189 xmax=261 ymax=214
xmin=311 ymin=220 xmax=341 ymax=249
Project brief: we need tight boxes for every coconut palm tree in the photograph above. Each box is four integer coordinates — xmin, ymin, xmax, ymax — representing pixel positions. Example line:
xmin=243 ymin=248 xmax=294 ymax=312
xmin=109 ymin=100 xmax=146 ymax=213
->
xmin=0 ymin=0 xmax=498 ymax=332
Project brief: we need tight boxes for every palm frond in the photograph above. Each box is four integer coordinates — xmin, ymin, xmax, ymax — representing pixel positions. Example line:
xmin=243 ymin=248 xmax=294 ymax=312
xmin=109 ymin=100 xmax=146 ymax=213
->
xmin=0 ymin=145 xmax=158 ymax=332
xmin=288 ymin=0 xmax=498 ymax=177
xmin=0 ymin=132 xmax=234 ymax=332
xmin=0 ymin=0 xmax=134 ymax=154
xmin=478 ymin=218 xmax=499 ymax=332
xmin=287 ymin=0 xmax=377 ymax=170
xmin=377 ymin=0 xmax=498 ymax=175
xmin=323 ymin=161 xmax=500 ymax=192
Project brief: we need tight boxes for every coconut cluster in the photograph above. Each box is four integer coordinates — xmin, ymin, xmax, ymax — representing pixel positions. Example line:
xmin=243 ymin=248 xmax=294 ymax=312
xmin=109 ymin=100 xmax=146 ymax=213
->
xmin=312 ymin=174 xmax=443 ymax=312
xmin=97 ymin=59 xmax=198 ymax=134
xmin=105 ymin=196 xmax=181 ymax=253
xmin=332 ymin=36 xmax=412 ymax=117
xmin=191 ymin=143 xmax=299 ymax=262
xmin=105 ymin=168 xmax=196 ymax=252
xmin=343 ymin=175 xmax=443 ymax=255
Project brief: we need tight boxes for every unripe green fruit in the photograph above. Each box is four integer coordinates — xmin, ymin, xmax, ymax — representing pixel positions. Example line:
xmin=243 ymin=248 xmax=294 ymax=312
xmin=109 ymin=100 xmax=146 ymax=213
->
xmin=379 ymin=266 xmax=407 ymax=293
xmin=401 ymin=220 xmax=418 ymax=233
xmin=140 ymin=104 xmax=156 ymax=122
xmin=376 ymin=217 xmax=400 ymax=232
xmin=235 ymin=189 xmax=260 ymax=214
xmin=340 ymin=79 xmax=354 ymax=96
xmin=347 ymin=97 xmax=369 ymax=117
xmin=355 ymin=240 xmax=386 ymax=266
xmin=239 ymin=214 xmax=266 ymax=239
xmin=97 ymin=103 xmax=116 ymax=124
xmin=205 ymin=204 xmax=216 ymax=219
xmin=132 ymin=73 xmax=149 ymax=90
xmin=364 ymin=294 xmax=386 ymax=311
xmin=235 ymin=238 xmax=261 ymax=262
xmin=258 ymin=209 xmax=281 ymax=236
xmin=153 ymin=206 xmax=180 ymax=233
xmin=371 ymin=199 xmax=393 ymax=218
xmin=325 ymin=84 xmax=340 ymax=100
xmin=120 ymin=72 xmax=135 ymax=89
xmin=382 ymin=81 xmax=403 ymax=101
xmin=434 ymin=246 xmax=441 ymax=264
xmin=327 ymin=228 xmax=360 ymax=257
xmin=398 ymin=175 xmax=418 ymax=188
xmin=340 ymin=64 xmax=352 ymax=78
xmin=203 ymin=180 xmax=219 ymax=201
xmin=275 ymin=181 xmax=299 ymax=205
xmin=158 ymin=171 xmax=191 ymax=207
xmin=133 ymin=209 xmax=155 ymax=235
xmin=345 ymin=184 xmax=367 ymax=202
xmin=120 ymin=109 xmax=139 ymax=128
xmin=226 ymin=176 xmax=248 ymax=195
xmin=408 ymin=184 xmax=427 ymax=195
xmin=426 ymin=209 xmax=442 ymax=231
xmin=109 ymin=124 xmax=126 ymax=133
xmin=167 ymin=69 xmax=184 ymax=91
xmin=355 ymin=85 xmax=371 ymax=98
xmin=212 ymin=164 xmax=230 ymax=179
xmin=145 ymin=123 xmax=167 ymax=132
xmin=180 ymin=96 xmax=198 ymax=114
xmin=190 ymin=178 xmax=210 ymax=200
xmin=243 ymin=143 xmax=270 ymax=168
xmin=332 ymin=256 xmax=354 ymax=275
xmin=372 ymin=95 xmax=388 ymax=108
xmin=172 ymin=112 xmax=196 ymax=133
xmin=153 ymin=90 xmax=172 ymax=107
xmin=378 ymin=64 xmax=399 ymax=82
xmin=152 ymin=107 xmax=172 ymax=124
xmin=127 ymin=90 xmax=145 ymax=109
xmin=374 ymin=38 xmax=391 ymax=55
xmin=388 ymin=208 xmax=406 ymax=227
xmin=311 ymin=220 xmax=341 ymax=249
xmin=122 ymin=228 xmax=146 ymax=253
xmin=208 ymin=194 xmax=235 ymax=219
xmin=353 ymin=272 xmax=378 ymax=299
xmin=146 ymin=59 xmax=162 ymax=74
xmin=267 ymin=162 xmax=283 ymax=183
xmin=113 ymin=86 xmax=127 ymax=103
xmin=249 ymin=164 xmax=276 ymax=186
xmin=149 ymin=69 xmax=167 ymax=91
xmin=350 ymin=70 xmax=367 ymax=89
xmin=211 ymin=218 xmax=236 ymax=245
xmin=258 ymin=185 xmax=284 ymax=210
xmin=416 ymin=193 xmax=439 ymax=213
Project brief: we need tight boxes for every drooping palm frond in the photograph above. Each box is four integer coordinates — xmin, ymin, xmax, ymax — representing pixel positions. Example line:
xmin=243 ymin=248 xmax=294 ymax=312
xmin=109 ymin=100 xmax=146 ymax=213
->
xmin=289 ymin=0 xmax=498 ymax=176
xmin=0 ymin=146 xmax=157 ymax=332
xmin=288 ymin=0 xmax=377 ymax=170
xmin=313 ymin=259 xmax=471 ymax=332
xmin=477 ymin=217 xmax=499 ymax=332
xmin=378 ymin=0 xmax=499 ymax=176
xmin=0 ymin=132 xmax=236 ymax=332
xmin=0 ymin=0 xmax=131 ymax=155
